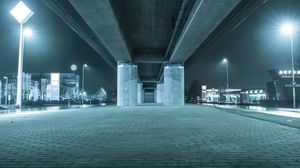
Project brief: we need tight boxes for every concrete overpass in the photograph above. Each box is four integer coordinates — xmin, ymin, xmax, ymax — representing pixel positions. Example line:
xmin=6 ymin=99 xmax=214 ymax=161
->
xmin=42 ymin=0 xmax=266 ymax=106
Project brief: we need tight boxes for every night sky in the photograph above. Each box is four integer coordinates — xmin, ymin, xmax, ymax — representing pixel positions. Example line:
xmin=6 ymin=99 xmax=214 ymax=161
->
xmin=0 ymin=0 xmax=300 ymax=94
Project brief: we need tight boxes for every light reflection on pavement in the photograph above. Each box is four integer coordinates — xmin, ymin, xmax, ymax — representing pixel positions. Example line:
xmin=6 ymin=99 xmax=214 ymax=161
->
xmin=0 ymin=105 xmax=96 ymax=117
xmin=215 ymin=104 xmax=300 ymax=119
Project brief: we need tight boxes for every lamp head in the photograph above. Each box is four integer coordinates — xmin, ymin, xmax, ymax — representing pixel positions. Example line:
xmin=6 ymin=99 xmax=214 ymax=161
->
xmin=222 ymin=58 xmax=228 ymax=63
xmin=24 ymin=28 xmax=33 ymax=37
xmin=10 ymin=1 xmax=34 ymax=24
xmin=83 ymin=64 xmax=88 ymax=67
xmin=281 ymin=22 xmax=294 ymax=35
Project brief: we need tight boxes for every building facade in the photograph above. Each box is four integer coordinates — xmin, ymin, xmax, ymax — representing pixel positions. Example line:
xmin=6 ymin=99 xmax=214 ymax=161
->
xmin=201 ymin=85 xmax=267 ymax=104
xmin=0 ymin=73 xmax=80 ymax=104
xmin=267 ymin=69 xmax=300 ymax=101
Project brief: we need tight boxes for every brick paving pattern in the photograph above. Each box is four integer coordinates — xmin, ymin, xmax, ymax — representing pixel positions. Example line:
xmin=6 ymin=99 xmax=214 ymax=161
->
xmin=0 ymin=105 xmax=300 ymax=167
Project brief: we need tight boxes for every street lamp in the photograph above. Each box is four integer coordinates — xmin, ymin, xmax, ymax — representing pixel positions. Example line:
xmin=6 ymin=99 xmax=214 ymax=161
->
xmin=10 ymin=1 xmax=34 ymax=109
xmin=281 ymin=22 xmax=296 ymax=108
xmin=82 ymin=64 xmax=88 ymax=104
xmin=3 ymin=77 xmax=8 ymax=106
xmin=222 ymin=58 xmax=229 ymax=89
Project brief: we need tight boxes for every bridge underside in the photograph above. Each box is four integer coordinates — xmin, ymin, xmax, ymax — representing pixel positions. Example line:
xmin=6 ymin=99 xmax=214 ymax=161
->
xmin=43 ymin=0 xmax=266 ymax=105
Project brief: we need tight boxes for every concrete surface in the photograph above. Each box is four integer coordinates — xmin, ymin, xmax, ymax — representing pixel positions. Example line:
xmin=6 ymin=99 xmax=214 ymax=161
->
xmin=215 ymin=105 xmax=300 ymax=130
xmin=117 ymin=63 xmax=138 ymax=106
xmin=0 ymin=105 xmax=300 ymax=167
xmin=164 ymin=65 xmax=184 ymax=105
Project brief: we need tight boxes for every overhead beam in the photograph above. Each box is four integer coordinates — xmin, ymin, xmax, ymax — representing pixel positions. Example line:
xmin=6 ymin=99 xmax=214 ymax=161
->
xmin=185 ymin=0 xmax=268 ymax=66
xmin=133 ymin=56 xmax=167 ymax=64
xmin=164 ymin=0 xmax=196 ymax=61
xmin=141 ymin=80 xmax=160 ymax=84
xmin=156 ymin=0 xmax=195 ymax=81
xmin=143 ymin=87 xmax=157 ymax=90
xmin=169 ymin=0 xmax=241 ymax=63
xmin=139 ymin=76 xmax=159 ymax=83
xmin=42 ymin=0 xmax=117 ymax=68
xmin=69 ymin=0 xmax=131 ymax=62
xmin=133 ymin=48 xmax=167 ymax=63
xmin=158 ymin=0 xmax=267 ymax=82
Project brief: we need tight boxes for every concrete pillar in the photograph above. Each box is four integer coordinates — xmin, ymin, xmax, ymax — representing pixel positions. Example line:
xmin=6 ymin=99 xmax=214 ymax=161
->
xmin=117 ymin=63 xmax=138 ymax=106
xmin=137 ymin=83 xmax=143 ymax=104
xmin=154 ymin=89 xmax=157 ymax=103
xmin=163 ymin=64 xmax=184 ymax=105
xmin=157 ymin=83 xmax=164 ymax=104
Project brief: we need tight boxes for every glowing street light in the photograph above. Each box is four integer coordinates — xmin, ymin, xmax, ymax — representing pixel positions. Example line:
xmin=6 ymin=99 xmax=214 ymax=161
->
xmin=10 ymin=1 xmax=34 ymax=24
xmin=281 ymin=23 xmax=294 ymax=35
xmin=82 ymin=64 xmax=88 ymax=104
xmin=24 ymin=28 xmax=33 ymax=38
xmin=280 ymin=22 xmax=296 ymax=108
xmin=10 ymin=1 xmax=34 ymax=108
xmin=222 ymin=58 xmax=229 ymax=89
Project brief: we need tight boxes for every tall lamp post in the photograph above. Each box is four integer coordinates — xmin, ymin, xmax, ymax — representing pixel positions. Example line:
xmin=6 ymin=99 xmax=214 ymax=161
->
xmin=281 ymin=23 xmax=296 ymax=108
xmin=10 ymin=1 xmax=34 ymax=108
xmin=69 ymin=64 xmax=77 ymax=105
xmin=3 ymin=77 xmax=8 ymax=106
xmin=82 ymin=64 xmax=88 ymax=104
xmin=223 ymin=58 xmax=229 ymax=89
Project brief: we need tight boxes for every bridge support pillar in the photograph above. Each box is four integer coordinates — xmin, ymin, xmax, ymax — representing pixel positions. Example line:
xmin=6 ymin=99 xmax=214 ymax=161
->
xmin=156 ymin=83 xmax=164 ymax=104
xmin=154 ymin=89 xmax=157 ymax=103
xmin=137 ymin=83 xmax=143 ymax=104
xmin=163 ymin=64 xmax=184 ymax=105
xmin=117 ymin=63 xmax=138 ymax=106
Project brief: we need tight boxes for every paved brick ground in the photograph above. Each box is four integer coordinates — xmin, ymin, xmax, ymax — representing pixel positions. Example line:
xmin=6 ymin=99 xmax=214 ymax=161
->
xmin=0 ymin=105 xmax=300 ymax=168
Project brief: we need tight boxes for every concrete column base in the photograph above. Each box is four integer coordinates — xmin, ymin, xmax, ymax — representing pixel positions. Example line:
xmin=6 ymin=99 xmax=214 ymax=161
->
xmin=117 ymin=63 xmax=138 ymax=106
xmin=137 ymin=83 xmax=143 ymax=104
xmin=157 ymin=83 xmax=164 ymax=104
xmin=163 ymin=64 xmax=184 ymax=105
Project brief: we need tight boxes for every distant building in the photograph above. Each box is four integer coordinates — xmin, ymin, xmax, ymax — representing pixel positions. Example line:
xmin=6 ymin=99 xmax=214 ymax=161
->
xmin=240 ymin=89 xmax=267 ymax=104
xmin=0 ymin=73 xmax=80 ymax=104
xmin=201 ymin=85 xmax=267 ymax=104
xmin=267 ymin=69 xmax=300 ymax=101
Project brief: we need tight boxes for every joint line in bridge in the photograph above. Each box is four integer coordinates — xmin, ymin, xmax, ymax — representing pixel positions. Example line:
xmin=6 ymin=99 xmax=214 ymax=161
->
xmin=169 ymin=0 xmax=204 ymax=61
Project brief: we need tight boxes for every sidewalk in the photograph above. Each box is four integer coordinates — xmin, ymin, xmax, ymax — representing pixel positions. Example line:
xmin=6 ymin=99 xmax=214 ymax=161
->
xmin=0 ymin=104 xmax=96 ymax=115
xmin=216 ymin=105 xmax=300 ymax=119
xmin=215 ymin=104 xmax=300 ymax=129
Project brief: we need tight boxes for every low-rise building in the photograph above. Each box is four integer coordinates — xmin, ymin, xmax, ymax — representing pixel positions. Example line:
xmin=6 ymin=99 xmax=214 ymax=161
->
xmin=201 ymin=85 xmax=267 ymax=104
xmin=0 ymin=73 xmax=80 ymax=104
